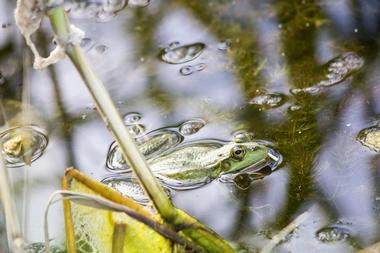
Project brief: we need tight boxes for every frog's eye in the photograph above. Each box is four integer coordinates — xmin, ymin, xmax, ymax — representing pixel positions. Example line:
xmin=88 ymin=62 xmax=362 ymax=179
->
xmin=231 ymin=145 xmax=246 ymax=161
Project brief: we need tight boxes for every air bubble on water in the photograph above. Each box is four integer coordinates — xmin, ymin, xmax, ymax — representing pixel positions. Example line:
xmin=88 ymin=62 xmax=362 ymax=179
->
xmin=0 ymin=125 xmax=48 ymax=167
xmin=179 ymin=65 xmax=194 ymax=76
xmin=169 ymin=41 xmax=180 ymax=48
xmin=128 ymin=124 xmax=146 ymax=138
xmin=123 ymin=112 xmax=142 ymax=125
xmin=80 ymin=37 xmax=93 ymax=51
xmin=195 ymin=63 xmax=206 ymax=71
xmin=248 ymin=92 xmax=287 ymax=109
xmin=159 ymin=42 xmax=206 ymax=64
xmin=81 ymin=114 xmax=87 ymax=120
xmin=128 ymin=0 xmax=150 ymax=7
xmin=95 ymin=44 xmax=108 ymax=54
xmin=357 ymin=125 xmax=380 ymax=152
xmin=85 ymin=103 xmax=96 ymax=110
xmin=290 ymin=86 xmax=322 ymax=95
xmin=217 ymin=40 xmax=231 ymax=51
xmin=354 ymin=28 xmax=358 ymax=33
xmin=316 ymin=226 xmax=350 ymax=242
xmin=179 ymin=118 xmax=206 ymax=136
xmin=179 ymin=63 xmax=206 ymax=76
xmin=288 ymin=104 xmax=302 ymax=112
xmin=232 ymin=130 xmax=255 ymax=142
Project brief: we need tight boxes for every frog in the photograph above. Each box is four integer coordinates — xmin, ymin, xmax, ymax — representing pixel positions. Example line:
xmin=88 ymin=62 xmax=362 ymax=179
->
xmin=103 ymin=138 xmax=281 ymax=203
xmin=145 ymin=140 xmax=281 ymax=189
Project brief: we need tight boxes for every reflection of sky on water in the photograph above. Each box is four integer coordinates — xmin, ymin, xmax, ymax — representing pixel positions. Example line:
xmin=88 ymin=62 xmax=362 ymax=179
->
xmin=1 ymin=0 xmax=380 ymax=251
xmin=315 ymin=92 xmax=378 ymax=244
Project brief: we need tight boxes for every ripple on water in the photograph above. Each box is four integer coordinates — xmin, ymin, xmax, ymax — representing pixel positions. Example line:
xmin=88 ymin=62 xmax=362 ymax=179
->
xmin=159 ymin=42 xmax=206 ymax=64
xmin=248 ymin=92 xmax=287 ymax=109
xmin=232 ymin=130 xmax=255 ymax=143
xmin=357 ymin=125 xmax=380 ymax=152
xmin=101 ymin=175 xmax=169 ymax=204
xmin=316 ymin=226 xmax=351 ymax=242
xmin=0 ymin=125 xmax=48 ymax=167
xmin=179 ymin=118 xmax=206 ymax=136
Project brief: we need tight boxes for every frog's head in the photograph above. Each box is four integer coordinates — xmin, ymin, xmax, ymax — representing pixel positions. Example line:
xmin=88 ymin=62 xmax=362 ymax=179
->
xmin=220 ymin=142 xmax=278 ymax=176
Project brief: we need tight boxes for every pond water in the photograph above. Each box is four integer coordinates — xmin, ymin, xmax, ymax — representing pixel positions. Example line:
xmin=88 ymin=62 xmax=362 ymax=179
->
xmin=1 ymin=0 xmax=380 ymax=252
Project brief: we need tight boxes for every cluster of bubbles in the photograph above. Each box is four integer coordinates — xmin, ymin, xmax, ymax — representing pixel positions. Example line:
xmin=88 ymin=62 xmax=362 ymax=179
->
xmin=247 ymin=52 xmax=364 ymax=112
xmin=248 ymin=93 xmax=287 ymax=109
xmin=0 ymin=125 xmax=48 ymax=167
xmin=290 ymin=52 xmax=364 ymax=95
xmin=25 ymin=243 xmax=62 ymax=253
xmin=316 ymin=225 xmax=351 ymax=243
xmin=356 ymin=124 xmax=380 ymax=152
xmin=64 ymin=0 xmax=127 ymax=22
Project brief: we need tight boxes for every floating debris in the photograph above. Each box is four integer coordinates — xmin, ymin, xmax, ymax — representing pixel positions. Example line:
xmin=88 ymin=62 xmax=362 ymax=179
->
xmin=316 ymin=226 xmax=350 ymax=242
xmin=106 ymin=130 xmax=183 ymax=172
xmin=290 ymin=52 xmax=364 ymax=95
xmin=178 ymin=118 xmax=206 ymax=136
xmin=232 ymin=130 xmax=255 ymax=143
xmin=123 ymin=112 xmax=142 ymax=125
xmin=357 ymin=125 xmax=380 ymax=152
xmin=159 ymin=42 xmax=206 ymax=64
xmin=0 ymin=125 xmax=48 ymax=167
xmin=248 ymin=93 xmax=287 ymax=109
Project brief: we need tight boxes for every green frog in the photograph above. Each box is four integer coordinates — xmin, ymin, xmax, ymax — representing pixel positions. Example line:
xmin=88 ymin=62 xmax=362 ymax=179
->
xmin=106 ymin=136 xmax=281 ymax=191
xmin=147 ymin=140 xmax=281 ymax=189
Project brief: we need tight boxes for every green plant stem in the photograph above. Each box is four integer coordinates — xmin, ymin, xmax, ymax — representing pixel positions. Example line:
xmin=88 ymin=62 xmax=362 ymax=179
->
xmin=0 ymin=156 xmax=24 ymax=253
xmin=45 ymin=5 xmax=236 ymax=253
xmin=46 ymin=6 xmax=176 ymax=221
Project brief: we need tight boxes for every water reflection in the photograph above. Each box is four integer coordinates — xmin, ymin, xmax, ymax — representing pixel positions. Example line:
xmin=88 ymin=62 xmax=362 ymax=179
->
xmin=1 ymin=0 xmax=380 ymax=251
